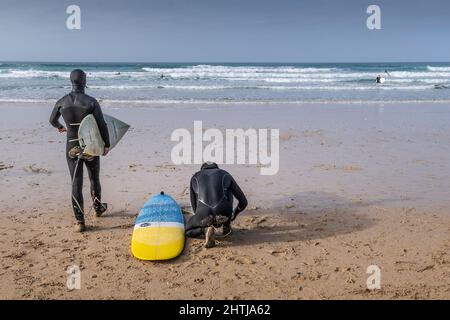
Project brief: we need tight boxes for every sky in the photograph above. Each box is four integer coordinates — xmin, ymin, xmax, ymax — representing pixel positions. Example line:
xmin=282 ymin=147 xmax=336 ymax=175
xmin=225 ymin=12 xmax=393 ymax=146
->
xmin=0 ymin=0 xmax=449 ymax=62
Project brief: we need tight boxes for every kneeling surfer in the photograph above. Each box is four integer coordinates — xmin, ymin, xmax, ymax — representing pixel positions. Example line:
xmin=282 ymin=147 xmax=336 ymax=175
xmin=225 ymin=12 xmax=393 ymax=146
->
xmin=185 ymin=162 xmax=248 ymax=248
xmin=49 ymin=69 xmax=110 ymax=232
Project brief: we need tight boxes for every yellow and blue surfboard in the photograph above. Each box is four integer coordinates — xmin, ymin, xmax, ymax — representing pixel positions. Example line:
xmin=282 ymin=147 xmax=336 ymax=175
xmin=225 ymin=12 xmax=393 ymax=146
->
xmin=131 ymin=192 xmax=185 ymax=260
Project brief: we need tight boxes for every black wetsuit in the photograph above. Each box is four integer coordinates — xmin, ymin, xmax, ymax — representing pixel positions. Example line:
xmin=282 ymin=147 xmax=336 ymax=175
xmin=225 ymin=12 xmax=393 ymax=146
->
xmin=49 ymin=86 xmax=110 ymax=222
xmin=185 ymin=163 xmax=248 ymax=237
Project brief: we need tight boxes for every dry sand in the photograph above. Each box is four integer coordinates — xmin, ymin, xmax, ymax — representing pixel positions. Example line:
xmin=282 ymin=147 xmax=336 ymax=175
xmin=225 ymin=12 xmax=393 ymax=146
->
xmin=0 ymin=101 xmax=449 ymax=299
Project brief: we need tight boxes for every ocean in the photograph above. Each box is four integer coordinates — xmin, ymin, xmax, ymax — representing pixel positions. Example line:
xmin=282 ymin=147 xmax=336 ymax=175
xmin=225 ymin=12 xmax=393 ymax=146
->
xmin=1 ymin=62 xmax=450 ymax=104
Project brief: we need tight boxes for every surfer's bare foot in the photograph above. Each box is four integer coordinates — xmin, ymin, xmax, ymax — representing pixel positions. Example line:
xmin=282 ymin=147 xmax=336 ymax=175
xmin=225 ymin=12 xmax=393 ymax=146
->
xmin=74 ymin=221 xmax=86 ymax=233
xmin=204 ymin=226 xmax=216 ymax=248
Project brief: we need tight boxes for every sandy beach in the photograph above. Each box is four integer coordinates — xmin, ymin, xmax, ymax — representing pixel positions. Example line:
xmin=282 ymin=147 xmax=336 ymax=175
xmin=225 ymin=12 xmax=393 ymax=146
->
xmin=1 ymin=101 xmax=450 ymax=299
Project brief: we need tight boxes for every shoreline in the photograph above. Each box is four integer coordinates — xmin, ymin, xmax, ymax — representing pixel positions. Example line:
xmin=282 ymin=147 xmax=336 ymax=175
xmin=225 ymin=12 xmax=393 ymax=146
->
xmin=3 ymin=99 xmax=450 ymax=109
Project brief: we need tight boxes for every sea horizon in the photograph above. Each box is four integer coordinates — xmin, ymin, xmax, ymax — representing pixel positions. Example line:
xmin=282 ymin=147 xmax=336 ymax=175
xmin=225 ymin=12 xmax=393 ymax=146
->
xmin=2 ymin=60 xmax=450 ymax=64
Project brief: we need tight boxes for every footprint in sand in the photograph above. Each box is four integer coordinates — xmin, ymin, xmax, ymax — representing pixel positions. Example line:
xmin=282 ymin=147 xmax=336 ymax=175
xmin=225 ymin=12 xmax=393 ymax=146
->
xmin=314 ymin=164 xmax=363 ymax=172
xmin=0 ymin=163 xmax=14 ymax=171
xmin=24 ymin=164 xmax=52 ymax=175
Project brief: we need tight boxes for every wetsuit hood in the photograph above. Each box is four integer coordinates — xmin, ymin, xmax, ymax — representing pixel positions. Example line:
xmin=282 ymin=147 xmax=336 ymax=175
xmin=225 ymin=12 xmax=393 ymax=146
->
xmin=201 ymin=162 xmax=219 ymax=170
xmin=70 ymin=69 xmax=87 ymax=92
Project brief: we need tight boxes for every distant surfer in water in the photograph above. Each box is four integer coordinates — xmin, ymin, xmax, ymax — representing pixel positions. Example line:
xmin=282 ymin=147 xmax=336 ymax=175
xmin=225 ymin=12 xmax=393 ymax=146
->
xmin=185 ymin=162 xmax=248 ymax=248
xmin=376 ymin=70 xmax=391 ymax=83
xmin=49 ymin=69 xmax=110 ymax=232
xmin=376 ymin=75 xmax=383 ymax=83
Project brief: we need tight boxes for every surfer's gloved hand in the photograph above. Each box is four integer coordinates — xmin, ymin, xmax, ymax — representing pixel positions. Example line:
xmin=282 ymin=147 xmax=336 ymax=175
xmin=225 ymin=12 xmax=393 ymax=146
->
xmin=231 ymin=203 xmax=246 ymax=221
xmin=231 ymin=208 xmax=239 ymax=221
xmin=103 ymin=147 xmax=110 ymax=156
xmin=58 ymin=126 xmax=67 ymax=133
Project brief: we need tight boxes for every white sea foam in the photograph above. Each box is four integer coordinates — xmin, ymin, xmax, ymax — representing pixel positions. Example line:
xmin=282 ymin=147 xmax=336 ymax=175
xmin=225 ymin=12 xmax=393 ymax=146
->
xmin=390 ymin=71 xmax=450 ymax=78
xmin=264 ymin=85 xmax=432 ymax=91
xmin=3 ymin=66 xmax=449 ymax=84
xmin=0 ymin=70 xmax=68 ymax=78
xmin=143 ymin=65 xmax=338 ymax=73
xmin=1 ymin=63 xmax=450 ymax=103
xmin=0 ymin=69 xmax=149 ymax=79
xmin=89 ymin=85 xmax=159 ymax=90
xmin=427 ymin=66 xmax=450 ymax=72
xmin=87 ymin=83 xmax=434 ymax=91
xmin=3 ymin=98 xmax=450 ymax=106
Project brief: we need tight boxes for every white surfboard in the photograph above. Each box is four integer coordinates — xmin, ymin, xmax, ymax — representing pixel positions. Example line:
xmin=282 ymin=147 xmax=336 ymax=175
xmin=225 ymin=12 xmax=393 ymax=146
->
xmin=78 ymin=114 xmax=130 ymax=156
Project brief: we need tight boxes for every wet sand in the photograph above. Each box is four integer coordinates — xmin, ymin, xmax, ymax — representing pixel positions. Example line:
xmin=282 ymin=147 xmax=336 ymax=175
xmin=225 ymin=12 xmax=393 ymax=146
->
xmin=1 ymin=101 xmax=450 ymax=299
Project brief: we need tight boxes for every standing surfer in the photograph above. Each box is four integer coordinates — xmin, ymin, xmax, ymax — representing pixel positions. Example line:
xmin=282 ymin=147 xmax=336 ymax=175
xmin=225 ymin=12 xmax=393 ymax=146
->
xmin=49 ymin=69 xmax=110 ymax=232
xmin=185 ymin=162 xmax=248 ymax=248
